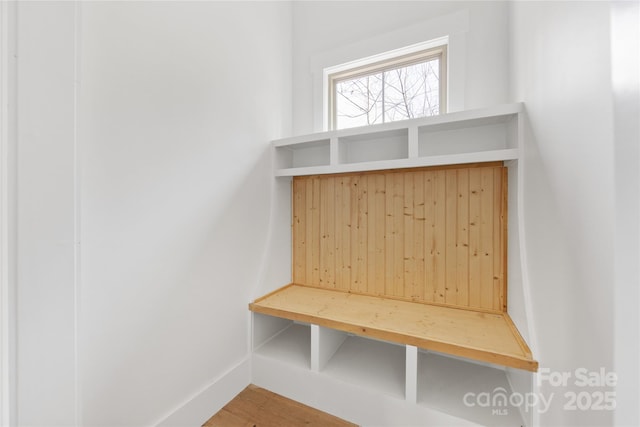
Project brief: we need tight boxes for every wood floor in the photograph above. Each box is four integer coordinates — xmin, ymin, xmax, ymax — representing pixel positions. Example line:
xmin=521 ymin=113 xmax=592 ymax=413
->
xmin=203 ymin=384 xmax=357 ymax=427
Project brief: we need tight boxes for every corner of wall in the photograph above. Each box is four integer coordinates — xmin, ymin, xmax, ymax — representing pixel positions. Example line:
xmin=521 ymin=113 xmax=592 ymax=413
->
xmin=0 ymin=1 xmax=18 ymax=426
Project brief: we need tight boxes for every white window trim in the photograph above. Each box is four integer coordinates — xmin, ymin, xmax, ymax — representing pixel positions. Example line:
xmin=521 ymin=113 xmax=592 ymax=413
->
xmin=309 ymin=9 xmax=469 ymax=133
xmin=324 ymin=35 xmax=448 ymax=82
xmin=326 ymin=39 xmax=448 ymax=130
xmin=322 ymin=36 xmax=449 ymax=130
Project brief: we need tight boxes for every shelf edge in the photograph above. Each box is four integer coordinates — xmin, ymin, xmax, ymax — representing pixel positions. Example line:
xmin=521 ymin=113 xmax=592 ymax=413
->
xmin=275 ymin=149 xmax=519 ymax=177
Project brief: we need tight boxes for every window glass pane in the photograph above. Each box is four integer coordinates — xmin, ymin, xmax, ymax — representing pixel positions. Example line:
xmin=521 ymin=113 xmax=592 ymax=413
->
xmin=332 ymin=52 xmax=443 ymax=130
xmin=335 ymin=73 xmax=383 ymax=130
xmin=383 ymin=58 xmax=440 ymax=123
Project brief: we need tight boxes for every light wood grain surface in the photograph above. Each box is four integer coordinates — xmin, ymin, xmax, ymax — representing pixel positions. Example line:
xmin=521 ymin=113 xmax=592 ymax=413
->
xmin=292 ymin=163 xmax=507 ymax=312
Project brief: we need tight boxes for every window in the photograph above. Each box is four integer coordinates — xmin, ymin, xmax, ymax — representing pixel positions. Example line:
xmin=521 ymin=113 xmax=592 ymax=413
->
xmin=328 ymin=45 xmax=447 ymax=130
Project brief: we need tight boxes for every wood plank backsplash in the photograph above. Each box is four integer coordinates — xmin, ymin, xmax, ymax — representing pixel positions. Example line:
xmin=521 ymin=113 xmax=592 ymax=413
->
xmin=291 ymin=162 xmax=507 ymax=312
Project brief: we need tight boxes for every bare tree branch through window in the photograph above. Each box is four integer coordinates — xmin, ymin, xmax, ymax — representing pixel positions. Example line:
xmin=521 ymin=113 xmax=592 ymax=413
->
xmin=332 ymin=50 xmax=444 ymax=130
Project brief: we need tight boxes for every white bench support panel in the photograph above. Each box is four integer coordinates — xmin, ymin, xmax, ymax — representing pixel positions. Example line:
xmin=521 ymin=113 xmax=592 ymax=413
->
xmin=405 ymin=345 xmax=418 ymax=404
xmin=311 ymin=324 xmax=348 ymax=372
xmin=330 ymin=137 xmax=340 ymax=166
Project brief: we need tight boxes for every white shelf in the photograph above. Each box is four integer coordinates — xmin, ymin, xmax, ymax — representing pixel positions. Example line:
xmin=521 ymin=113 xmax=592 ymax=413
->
xmin=273 ymin=103 xmax=522 ymax=177
xmin=275 ymin=148 xmax=518 ymax=177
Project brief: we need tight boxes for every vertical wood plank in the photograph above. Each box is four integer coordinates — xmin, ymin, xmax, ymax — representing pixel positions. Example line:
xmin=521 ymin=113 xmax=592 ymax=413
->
xmin=456 ymin=169 xmax=470 ymax=307
xmin=375 ymin=174 xmax=386 ymax=296
xmin=424 ymin=171 xmax=435 ymax=303
xmin=304 ymin=178 xmax=311 ymax=285
xmin=334 ymin=177 xmax=343 ymax=289
xmin=480 ymin=167 xmax=494 ymax=310
xmin=433 ymin=170 xmax=446 ymax=303
xmin=394 ymin=173 xmax=405 ymax=297
xmin=445 ymin=169 xmax=458 ymax=305
xmin=468 ymin=168 xmax=481 ymax=308
xmin=385 ymin=173 xmax=395 ymax=296
xmin=293 ymin=178 xmax=306 ymax=284
xmin=341 ymin=176 xmax=351 ymax=291
xmin=328 ymin=178 xmax=337 ymax=289
xmin=367 ymin=174 xmax=377 ymax=295
xmin=311 ymin=177 xmax=320 ymax=286
xmin=355 ymin=176 xmax=368 ymax=293
xmin=413 ymin=172 xmax=425 ymax=301
xmin=495 ymin=166 xmax=507 ymax=311
xmin=319 ymin=177 xmax=329 ymax=287
xmin=502 ymin=166 xmax=508 ymax=311
xmin=403 ymin=173 xmax=415 ymax=299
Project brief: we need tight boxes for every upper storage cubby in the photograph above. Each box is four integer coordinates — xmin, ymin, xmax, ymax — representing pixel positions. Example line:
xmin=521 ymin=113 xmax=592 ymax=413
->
xmin=338 ymin=128 xmax=408 ymax=164
xmin=274 ymin=137 xmax=331 ymax=170
xmin=274 ymin=103 xmax=522 ymax=177
xmin=418 ymin=114 xmax=518 ymax=157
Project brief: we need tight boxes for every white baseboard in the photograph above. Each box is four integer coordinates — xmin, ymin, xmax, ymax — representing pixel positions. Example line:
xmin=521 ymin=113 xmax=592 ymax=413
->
xmin=155 ymin=357 xmax=251 ymax=427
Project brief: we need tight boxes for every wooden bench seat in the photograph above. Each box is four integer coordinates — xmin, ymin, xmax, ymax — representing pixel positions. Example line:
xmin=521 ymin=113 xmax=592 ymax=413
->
xmin=250 ymin=284 xmax=538 ymax=372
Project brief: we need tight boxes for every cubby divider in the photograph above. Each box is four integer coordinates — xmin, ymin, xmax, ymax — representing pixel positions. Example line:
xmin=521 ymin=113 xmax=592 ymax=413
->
xmin=406 ymin=345 xmax=418 ymax=404
xmin=311 ymin=325 xmax=347 ymax=372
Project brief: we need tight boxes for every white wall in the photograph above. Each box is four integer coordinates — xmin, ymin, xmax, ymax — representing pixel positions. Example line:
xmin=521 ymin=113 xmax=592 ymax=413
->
xmin=291 ymin=1 xmax=510 ymax=134
xmin=1 ymin=2 xmax=18 ymax=426
xmin=79 ymin=2 xmax=292 ymax=425
xmin=510 ymin=2 xmax=624 ymax=426
xmin=12 ymin=1 xmax=292 ymax=426
xmin=15 ymin=3 xmax=79 ymax=425
xmin=611 ymin=3 xmax=640 ymax=426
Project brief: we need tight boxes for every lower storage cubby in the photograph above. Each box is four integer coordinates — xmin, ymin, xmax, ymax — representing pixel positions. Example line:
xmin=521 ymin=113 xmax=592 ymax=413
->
xmin=252 ymin=312 xmax=530 ymax=426
xmin=322 ymin=335 xmax=406 ymax=400
xmin=253 ymin=320 xmax=311 ymax=370
xmin=417 ymin=351 xmax=526 ymax=427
